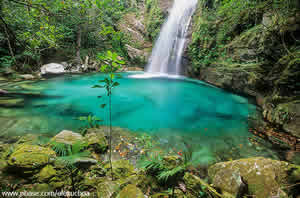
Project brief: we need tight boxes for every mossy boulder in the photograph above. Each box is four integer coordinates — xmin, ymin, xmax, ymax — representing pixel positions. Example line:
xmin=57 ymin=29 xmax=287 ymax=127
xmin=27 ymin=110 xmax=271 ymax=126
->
xmin=7 ymin=144 xmax=56 ymax=170
xmin=105 ymin=160 xmax=135 ymax=179
xmin=51 ymin=130 xmax=83 ymax=145
xmin=118 ymin=184 xmax=144 ymax=198
xmin=85 ymin=132 xmax=108 ymax=154
xmin=208 ymin=157 xmax=293 ymax=198
xmin=37 ymin=165 xmax=56 ymax=182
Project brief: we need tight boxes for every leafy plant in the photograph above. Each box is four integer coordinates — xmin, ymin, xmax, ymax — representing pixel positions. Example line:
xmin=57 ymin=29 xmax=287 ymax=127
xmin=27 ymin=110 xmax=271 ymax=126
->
xmin=78 ymin=114 xmax=102 ymax=136
xmin=54 ymin=140 xmax=90 ymax=192
xmin=93 ymin=50 xmax=125 ymax=180
xmin=0 ymin=56 xmax=14 ymax=67
xmin=138 ymin=141 xmax=201 ymax=197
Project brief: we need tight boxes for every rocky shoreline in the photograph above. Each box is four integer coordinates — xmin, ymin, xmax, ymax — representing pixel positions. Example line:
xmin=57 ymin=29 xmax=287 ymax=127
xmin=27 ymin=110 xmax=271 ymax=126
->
xmin=0 ymin=127 xmax=299 ymax=198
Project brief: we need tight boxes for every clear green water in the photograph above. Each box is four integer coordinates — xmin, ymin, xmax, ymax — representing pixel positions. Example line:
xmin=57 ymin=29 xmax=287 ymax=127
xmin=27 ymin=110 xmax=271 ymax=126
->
xmin=0 ymin=72 xmax=279 ymax=163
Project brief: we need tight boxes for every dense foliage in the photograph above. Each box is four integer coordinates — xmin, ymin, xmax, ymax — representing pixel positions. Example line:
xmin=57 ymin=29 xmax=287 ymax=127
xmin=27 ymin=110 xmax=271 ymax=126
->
xmin=189 ymin=0 xmax=300 ymax=70
xmin=0 ymin=0 xmax=137 ymax=72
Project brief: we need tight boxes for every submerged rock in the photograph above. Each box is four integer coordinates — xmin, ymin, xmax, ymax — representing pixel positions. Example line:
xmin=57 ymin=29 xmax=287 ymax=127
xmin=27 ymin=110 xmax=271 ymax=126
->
xmin=40 ymin=63 xmax=65 ymax=75
xmin=51 ymin=130 xmax=83 ymax=145
xmin=7 ymin=144 xmax=56 ymax=169
xmin=208 ymin=157 xmax=296 ymax=198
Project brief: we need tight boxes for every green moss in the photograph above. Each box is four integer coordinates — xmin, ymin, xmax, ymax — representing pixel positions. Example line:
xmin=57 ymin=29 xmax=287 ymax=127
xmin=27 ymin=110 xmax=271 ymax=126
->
xmin=85 ymin=132 xmax=108 ymax=154
xmin=105 ymin=160 xmax=135 ymax=179
xmin=37 ymin=165 xmax=56 ymax=182
xmin=208 ymin=157 xmax=290 ymax=198
xmin=118 ymin=184 xmax=144 ymax=198
xmin=7 ymin=144 xmax=56 ymax=169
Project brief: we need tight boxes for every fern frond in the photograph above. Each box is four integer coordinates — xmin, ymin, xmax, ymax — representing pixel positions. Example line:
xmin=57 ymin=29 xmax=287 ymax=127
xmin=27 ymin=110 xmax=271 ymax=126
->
xmin=50 ymin=141 xmax=70 ymax=156
xmin=158 ymin=166 xmax=185 ymax=182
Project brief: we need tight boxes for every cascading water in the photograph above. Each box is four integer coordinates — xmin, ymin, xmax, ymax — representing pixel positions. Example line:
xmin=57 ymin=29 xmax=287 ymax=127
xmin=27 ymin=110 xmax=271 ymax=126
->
xmin=146 ymin=0 xmax=198 ymax=75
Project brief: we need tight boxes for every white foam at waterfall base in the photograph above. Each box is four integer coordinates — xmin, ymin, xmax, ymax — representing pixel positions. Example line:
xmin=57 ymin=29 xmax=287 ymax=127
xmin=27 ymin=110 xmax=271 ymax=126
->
xmin=145 ymin=0 xmax=198 ymax=76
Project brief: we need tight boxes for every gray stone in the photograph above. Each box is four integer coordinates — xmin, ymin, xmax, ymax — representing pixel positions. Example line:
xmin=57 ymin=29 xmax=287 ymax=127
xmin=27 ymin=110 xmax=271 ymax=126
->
xmin=52 ymin=130 xmax=83 ymax=145
xmin=41 ymin=63 xmax=65 ymax=75
xmin=208 ymin=157 xmax=291 ymax=198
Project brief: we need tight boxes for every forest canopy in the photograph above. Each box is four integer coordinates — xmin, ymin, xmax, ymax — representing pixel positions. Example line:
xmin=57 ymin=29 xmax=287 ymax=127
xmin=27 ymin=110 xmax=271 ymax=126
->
xmin=0 ymin=0 xmax=139 ymax=72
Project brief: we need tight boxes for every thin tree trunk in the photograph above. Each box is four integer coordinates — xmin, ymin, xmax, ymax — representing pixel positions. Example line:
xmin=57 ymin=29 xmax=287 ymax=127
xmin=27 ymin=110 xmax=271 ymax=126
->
xmin=4 ymin=24 xmax=15 ymax=60
xmin=109 ymin=64 xmax=114 ymax=180
xmin=76 ymin=24 xmax=82 ymax=65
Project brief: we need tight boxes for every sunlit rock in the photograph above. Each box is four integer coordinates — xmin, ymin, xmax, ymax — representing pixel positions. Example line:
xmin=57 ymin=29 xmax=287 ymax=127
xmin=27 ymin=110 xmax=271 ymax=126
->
xmin=40 ymin=63 xmax=65 ymax=75
xmin=7 ymin=144 xmax=56 ymax=169
xmin=208 ymin=157 xmax=297 ymax=198
xmin=51 ymin=130 xmax=83 ymax=145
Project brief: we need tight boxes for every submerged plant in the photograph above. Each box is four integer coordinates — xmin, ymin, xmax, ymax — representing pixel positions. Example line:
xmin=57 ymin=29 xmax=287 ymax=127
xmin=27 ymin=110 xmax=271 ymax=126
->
xmin=93 ymin=50 xmax=125 ymax=180
xmin=78 ymin=114 xmax=102 ymax=136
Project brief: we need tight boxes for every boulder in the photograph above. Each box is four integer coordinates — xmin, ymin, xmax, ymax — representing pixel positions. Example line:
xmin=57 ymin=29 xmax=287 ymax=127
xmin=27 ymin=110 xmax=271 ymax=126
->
xmin=8 ymin=144 xmax=56 ymax=169
xmin=85 ymin=132 xmax=108 ymax=154
xmin=40 ymin=63 xmax=65 ymax=75
xmin=118 ymin=184 xmax=144 ymax=198
xmin=104 ymin=160 xmax=135 ymax=179
xmin=51 ymin=130 xmax=83 ymax=145
xmin=208 ymin=157 xmax=295 ymax=198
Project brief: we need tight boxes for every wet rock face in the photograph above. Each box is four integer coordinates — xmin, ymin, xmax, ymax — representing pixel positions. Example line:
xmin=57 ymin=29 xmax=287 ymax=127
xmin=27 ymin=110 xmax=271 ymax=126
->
xmin=7 ymin=144 xmax=56 ymax=169
xmin=208 ymin=157 xmax=293 ymax=198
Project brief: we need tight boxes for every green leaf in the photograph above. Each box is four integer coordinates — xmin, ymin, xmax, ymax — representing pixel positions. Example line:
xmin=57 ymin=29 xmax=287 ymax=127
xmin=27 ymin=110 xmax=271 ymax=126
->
xmin=112 ymin=82 xmax=120 ymax=87
xmin=78 ymin=116 xmax=87 ymax=121
xmin=100 ymin=104 xmax=106 ymax=108
xmin=107 ymin=50 xmax=113 ymax=59
xmin=92 ymin=85 xmax=104 ymax=88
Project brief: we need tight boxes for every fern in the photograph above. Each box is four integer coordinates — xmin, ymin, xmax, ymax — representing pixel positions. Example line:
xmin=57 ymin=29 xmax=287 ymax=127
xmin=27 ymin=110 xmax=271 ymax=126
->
xmin=50 ymin=141 xmax=71 ymax=156
xmin=158 ymin=166 xmax=185 ymax=182
xmin=56 ymin=140 xmax=90 ymax=167
xmin=138 ymin=152 xmax=164 ymax=172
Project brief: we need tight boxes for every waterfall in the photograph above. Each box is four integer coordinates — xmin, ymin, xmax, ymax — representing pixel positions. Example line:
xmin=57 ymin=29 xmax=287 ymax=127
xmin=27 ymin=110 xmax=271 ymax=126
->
xmin=146 ymin=0 xmax=198 ymax=76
